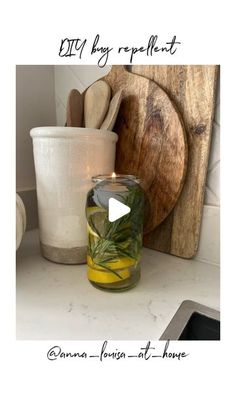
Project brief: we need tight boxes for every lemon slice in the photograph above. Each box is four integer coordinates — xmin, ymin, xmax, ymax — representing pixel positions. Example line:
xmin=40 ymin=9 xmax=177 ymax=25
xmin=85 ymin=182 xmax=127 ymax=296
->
xmin=88 ymin=266 xmax=130 ymax=283
xmin=86 ymin=206 xmax=107 ymax=238
xmin=87 ymin=223 xmax=99 ymax=238
xmin=87 ymin=206 xmax=104 ymax=216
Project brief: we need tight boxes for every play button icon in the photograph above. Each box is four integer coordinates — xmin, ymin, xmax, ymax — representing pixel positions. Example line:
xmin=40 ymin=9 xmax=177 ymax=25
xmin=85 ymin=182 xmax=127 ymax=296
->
xmin=108 ymin=198 xmax=131 ymax=222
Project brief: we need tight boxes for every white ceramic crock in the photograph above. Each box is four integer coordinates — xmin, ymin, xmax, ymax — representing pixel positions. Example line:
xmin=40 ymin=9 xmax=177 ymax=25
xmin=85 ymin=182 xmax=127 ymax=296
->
xmin=30 ymin=127 xmax=118 ymax=264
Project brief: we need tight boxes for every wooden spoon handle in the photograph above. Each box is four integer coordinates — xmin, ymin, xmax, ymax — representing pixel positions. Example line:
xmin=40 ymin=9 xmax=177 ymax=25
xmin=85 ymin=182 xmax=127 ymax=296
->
xmin=66 ymin=89 xmax=83 ymax=127
xmin=100 ymin=89 xmax=123 ymax=131
xmin=84 ymin=80 xmax=111 ymax=129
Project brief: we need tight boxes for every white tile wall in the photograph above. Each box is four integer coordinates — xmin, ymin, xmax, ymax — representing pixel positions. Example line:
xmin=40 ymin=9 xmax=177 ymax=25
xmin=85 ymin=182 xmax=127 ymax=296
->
xmin=205 ymin=74 xmax=220 ymax=207
xmin=196 ymin=76 xmax=220 ymax=265
xmin=196 ymin=205 xmax=220 ymax=265
xmin=54 ymin=65 xmax=111 ymax=126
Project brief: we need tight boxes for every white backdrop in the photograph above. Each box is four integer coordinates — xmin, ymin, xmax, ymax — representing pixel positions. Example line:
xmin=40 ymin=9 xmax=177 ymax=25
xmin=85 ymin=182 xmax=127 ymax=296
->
xmin=1 ymin=1 xmax=235 ymax=418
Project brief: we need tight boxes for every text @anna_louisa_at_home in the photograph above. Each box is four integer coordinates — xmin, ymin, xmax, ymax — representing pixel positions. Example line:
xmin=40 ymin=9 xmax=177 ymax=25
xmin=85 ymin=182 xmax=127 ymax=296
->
xmin=47 ymin=340 xmax=189 ymax=362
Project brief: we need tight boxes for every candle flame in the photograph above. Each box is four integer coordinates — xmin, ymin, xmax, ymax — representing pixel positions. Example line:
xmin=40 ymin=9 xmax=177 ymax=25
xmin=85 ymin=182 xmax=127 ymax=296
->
xmin=112 ymin=172 xmax=116 ymax=179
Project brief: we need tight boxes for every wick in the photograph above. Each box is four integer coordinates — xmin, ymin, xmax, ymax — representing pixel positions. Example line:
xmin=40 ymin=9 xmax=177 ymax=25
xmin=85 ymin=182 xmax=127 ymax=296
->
xmin=111 ymin=172 xmax=116 ymax=183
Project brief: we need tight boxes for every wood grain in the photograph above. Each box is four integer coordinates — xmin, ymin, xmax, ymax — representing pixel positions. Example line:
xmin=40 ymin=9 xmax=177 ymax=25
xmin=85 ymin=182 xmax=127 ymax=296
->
xmin=103 ymin=66 xmax=188 ymax=234
xmin=132 ymin=65 xmax=218 ymax=258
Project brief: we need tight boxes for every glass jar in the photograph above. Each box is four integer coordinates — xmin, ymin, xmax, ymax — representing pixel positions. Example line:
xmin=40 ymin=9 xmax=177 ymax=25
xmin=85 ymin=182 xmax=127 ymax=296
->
xmin=86 ymin=174 xmax=145 ymax=292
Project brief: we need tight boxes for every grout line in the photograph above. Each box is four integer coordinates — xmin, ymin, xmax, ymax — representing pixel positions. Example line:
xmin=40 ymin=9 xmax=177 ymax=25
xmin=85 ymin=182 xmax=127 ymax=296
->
xmin=205 ymin=186 xmax=220 ymax=206
xmin=68 ymin=66 xmax=86 ymax=93
xmin=213 ymin=119 xmax=220 ymax=128
xmin=55 ymin=94 xmax=66 ymax=110
xmin=207 ymin=160 xmax=220 ymax=173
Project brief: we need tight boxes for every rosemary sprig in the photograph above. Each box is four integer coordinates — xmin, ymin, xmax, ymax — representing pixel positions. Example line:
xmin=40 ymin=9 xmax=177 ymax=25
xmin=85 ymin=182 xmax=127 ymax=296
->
xmin=88 ymin=184 xmax=144 ymax=277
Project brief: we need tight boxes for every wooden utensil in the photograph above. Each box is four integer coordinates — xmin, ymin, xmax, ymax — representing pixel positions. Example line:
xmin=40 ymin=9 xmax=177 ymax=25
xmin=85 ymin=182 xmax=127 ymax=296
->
xmin=132 ymin=65 xmax=218 ymax=258
xmin=100 ymin=89 xmax=123 ymax=131
xmin=66 ymin=89 xmax=83 ymax=127
xmin=84 ymin=80 xmax=111 ymax=128
xmin=103 ymin=66 xmax=188 ymax=234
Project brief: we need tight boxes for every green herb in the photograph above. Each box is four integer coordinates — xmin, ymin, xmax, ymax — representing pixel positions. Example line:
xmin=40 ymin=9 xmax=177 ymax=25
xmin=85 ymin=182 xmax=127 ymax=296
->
xmin=87 ymin=184 xmax=144 ymax=278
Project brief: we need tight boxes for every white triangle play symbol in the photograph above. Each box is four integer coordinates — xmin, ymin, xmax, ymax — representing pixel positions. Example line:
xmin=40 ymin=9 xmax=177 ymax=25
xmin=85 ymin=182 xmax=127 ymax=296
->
xmin=108 ymin=198 xmax=131 ymax=222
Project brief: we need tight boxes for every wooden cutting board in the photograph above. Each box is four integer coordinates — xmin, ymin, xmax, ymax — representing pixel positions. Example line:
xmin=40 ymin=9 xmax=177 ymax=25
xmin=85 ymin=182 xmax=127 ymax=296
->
xmin=132 ymin=65 xmax=218 ymax=258
xmin=103 ymin=66 xmax=188 ymax=234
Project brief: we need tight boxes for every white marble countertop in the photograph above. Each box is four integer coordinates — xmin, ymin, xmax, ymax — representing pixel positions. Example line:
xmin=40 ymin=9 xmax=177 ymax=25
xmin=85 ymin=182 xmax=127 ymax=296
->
xmin=16 ymin=229 xmax=220 ymax=340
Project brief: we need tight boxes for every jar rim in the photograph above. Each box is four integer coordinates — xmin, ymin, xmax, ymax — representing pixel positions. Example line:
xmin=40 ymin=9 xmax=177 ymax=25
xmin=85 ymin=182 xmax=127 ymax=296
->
xmin=92 ymin=174 xmax=141 ymax=184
